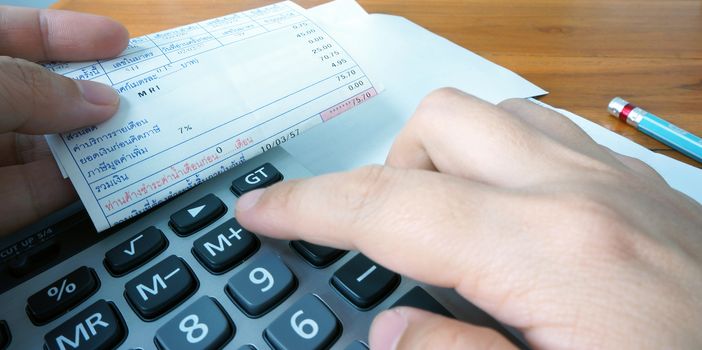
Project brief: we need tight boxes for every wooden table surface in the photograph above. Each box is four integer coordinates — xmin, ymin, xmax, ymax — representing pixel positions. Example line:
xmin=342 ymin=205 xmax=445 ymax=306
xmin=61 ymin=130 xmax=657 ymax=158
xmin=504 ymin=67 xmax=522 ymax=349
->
xmin=53 ymin=0 xmax=702 ymax=168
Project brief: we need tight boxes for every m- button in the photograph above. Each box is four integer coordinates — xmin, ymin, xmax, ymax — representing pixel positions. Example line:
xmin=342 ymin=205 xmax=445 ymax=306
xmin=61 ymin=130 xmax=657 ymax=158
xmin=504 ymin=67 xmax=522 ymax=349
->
xmin=231 ymin=163 xmax=282 ymax=196
xmin=125 ymin=256 xmax=197 ymax=320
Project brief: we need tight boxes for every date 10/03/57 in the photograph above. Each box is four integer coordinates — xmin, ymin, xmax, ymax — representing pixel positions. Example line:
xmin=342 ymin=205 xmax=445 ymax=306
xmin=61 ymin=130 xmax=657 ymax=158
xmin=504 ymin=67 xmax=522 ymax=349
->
xmin=260 ymin=129 xmax=301 ymax=153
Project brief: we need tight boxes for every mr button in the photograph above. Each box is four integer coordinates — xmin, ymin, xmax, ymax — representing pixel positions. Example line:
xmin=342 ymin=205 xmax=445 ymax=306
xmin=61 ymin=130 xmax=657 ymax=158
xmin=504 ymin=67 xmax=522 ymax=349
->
xmin=44 ymin=300 xmax=125 ymax=350
xmin=230 ymin=163 xmax=282 ymax=196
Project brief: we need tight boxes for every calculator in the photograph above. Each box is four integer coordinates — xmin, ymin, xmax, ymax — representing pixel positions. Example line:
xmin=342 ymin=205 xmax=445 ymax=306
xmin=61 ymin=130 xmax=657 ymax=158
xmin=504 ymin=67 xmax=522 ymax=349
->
xmin=0 ymin=147 xmax=526 ymax=349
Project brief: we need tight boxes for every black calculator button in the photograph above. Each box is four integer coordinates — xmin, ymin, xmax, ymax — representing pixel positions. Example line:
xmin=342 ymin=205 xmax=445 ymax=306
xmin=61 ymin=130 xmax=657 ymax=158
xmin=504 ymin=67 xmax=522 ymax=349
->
xmin=0 ymin=321 xmax=10 ymax=350
xmin=391 ymin=286 xmax=453 ymax=318
xmin=7 ymin=240 xmax=59 ymax=277
xmin=27 ymin=266 xmax=99 ymax=324
xmin=264 ymin=294 xmax=340 ymax=350
xmin=104 ymin=226 xmax=167 ymax=276
xmin=226 ymin=252 xmax=296 ymax=317
xmin=155 ymin=296 xmax=233 ymax=350
xmin=125 ymin=256 xmax=197 ymax=320
xmin=345 ymin=341 xmax=369 ymax=350
xmin=391 ymin=288 xmax=527 ymax=348
xmin=331 ymin=254 xmax=400 ymax=309
xmin=230 ymin=163 xmax=282 ymax=196
xmin=169 ymin=194 xmax=225 ymax=236
xmin=291 ymin=241 xmax=345 ymax=268
xmin=44 ymin=300 xmax=125 ymax=350
xmin=193 ymin=218 xmax=259 ymax=273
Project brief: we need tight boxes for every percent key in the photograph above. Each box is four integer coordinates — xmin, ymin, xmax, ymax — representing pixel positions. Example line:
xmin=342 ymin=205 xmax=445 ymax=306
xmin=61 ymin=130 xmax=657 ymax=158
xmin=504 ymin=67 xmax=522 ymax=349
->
xmin=26 ymin=266 xmax=99 ymax=324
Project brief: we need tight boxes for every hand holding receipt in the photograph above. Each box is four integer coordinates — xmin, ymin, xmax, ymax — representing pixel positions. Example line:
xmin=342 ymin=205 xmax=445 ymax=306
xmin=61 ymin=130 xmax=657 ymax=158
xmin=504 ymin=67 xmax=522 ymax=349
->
xmin=44 ymin=1 xmax=381 ymax=231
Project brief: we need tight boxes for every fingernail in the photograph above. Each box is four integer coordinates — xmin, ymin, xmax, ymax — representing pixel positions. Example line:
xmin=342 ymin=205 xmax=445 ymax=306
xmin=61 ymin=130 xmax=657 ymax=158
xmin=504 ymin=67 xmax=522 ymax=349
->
xmin=372 ymin=309 xmax=408 ymax=350
xmin=76 ymin=80 xmax=120 ymax=106
xmin=237 ymin=188 xmax=265 ymax=212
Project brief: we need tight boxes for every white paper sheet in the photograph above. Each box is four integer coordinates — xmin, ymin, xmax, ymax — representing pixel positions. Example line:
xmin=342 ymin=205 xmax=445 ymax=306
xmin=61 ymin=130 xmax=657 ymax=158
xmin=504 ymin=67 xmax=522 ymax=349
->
xmin=44 ymin=1 xmax=383 ymax=231
xmin=287 ymin=0 xmax=701 ymax=205
xmin=285 ymin=5 xmax=547 ymax=173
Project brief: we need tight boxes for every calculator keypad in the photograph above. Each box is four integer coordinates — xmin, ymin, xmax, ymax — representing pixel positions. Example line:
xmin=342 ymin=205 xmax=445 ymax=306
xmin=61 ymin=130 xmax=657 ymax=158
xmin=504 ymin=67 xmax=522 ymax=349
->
xmin=264 ymin=294 xmax=340 ymax=350
xmin=226 ymin=252 xmax=296 ymax=317
xmin=124 ymin=256 xmax=197 ymax=320
xmin=1 ymin=157 xmax=496 ymax=349
xmin=155 ymin=296 xmax=233 ymax=350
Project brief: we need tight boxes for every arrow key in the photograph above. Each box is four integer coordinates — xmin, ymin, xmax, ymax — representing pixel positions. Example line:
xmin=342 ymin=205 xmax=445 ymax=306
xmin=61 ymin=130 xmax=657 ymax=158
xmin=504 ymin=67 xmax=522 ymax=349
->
xmin=105 ymin=227 xmax=168 ymax=276
xmin=169 ymin=194 xmax=226 ymax=236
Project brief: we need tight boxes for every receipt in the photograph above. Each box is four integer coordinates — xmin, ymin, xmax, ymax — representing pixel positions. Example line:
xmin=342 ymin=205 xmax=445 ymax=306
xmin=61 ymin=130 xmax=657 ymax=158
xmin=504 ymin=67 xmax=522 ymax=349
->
xmin=44 ymin=1 xmax=381 ymax=231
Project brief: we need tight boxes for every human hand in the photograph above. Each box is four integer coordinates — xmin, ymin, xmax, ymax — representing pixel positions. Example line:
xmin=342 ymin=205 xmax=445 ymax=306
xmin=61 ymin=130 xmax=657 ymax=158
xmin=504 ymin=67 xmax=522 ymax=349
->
xmin=0 ymin=6 xmax=128 ymax=235
xmin=235 ymin=88 xmax=702 ymax=349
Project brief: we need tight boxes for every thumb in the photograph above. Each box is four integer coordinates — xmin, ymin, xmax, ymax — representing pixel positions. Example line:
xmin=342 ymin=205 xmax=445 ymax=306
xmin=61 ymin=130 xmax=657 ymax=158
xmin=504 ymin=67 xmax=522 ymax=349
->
xmin=370 ymin=307 xmax=517 ymax=350
xmin=0 ymin=57 xmax=119 ymax=134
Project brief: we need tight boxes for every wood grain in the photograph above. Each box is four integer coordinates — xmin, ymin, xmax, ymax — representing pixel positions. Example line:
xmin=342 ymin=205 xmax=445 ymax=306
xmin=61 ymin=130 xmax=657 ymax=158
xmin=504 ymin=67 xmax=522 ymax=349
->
xmin=51 ymin=0 xmax=702 ymax=168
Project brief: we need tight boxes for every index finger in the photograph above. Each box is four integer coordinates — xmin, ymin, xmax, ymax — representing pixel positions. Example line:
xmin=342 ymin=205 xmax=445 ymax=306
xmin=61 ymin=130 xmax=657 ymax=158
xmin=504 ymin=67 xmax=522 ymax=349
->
xmin=234 ymin=165 xmax=549 ymax=327
xmin=0 ymin=6 xmax=128 ymax=61
xmin=235 ymin=166 xmax=492 ymax=286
